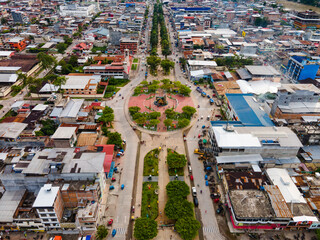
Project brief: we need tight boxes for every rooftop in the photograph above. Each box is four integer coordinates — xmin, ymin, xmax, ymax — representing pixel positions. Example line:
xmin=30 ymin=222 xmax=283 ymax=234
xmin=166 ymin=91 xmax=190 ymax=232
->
xmin=225 ymin=170 xmax=269 ymax=190
xmin=51 ymin=127 xmax=77 ymax=139
xmin=225 ymin=93 xmax=274 ymax=127
xmin=0 ymin=190 xmax=25 ymax=222
xmin=266 ymin=168 xmax=306 ymax=204
xmin=245 ymin=65 xmax=280 ymax=76
xmin=33 ymin=184 xmax=59 ymax=208
xmin=60 ymin=99 xmax=84 ymax=118
xmin=229 ymin=189 xmax=275 ymax=219
xmin=0 ymin=122 xmax=28 ymax=139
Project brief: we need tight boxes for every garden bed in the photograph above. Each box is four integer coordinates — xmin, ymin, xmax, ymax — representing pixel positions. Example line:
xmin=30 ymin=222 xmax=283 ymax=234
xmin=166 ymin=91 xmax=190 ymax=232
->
xmin=167 ymin=148 xmax=187 ymax=176
xmin=143 ymin=148 xmax=160 ymax=176
xmin=141 ymin=182 xmax=159 ymax=220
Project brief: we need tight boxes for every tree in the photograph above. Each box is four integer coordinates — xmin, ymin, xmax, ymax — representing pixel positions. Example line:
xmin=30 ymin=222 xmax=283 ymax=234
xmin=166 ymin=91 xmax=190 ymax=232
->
xmin=53 ymin=76 xmax=66 ymax=91
xmin=98 ymin=113 xmax=114 ymax=125
xmin=107 ymin=132 xmax=122 ymax=148
xmin=149 ymin=119 xmax=160 ymax=127
xmin=148 ymin=111 xmax=161 ymax=119
xmin=167 ymin=150 xmax=187 ymax=169
xmin=136 ymin=116 xmax=147 ymax=125
xmin=164 ymin=199 xmax=194 ymax=220
xmin=40 ymin=119 xmax=58 ymax=136
xmin=129 ymin=106 xmax=141 ymax=116
xmin=68 ymin=55 xmax=79 ymax=67
xmin=103 ymin=106 xmax=114 ymax=115
xmin=37 ymin=52 xmax=56 ymax=70
xmin=160 ymin=59 xmax=174 ymax=75
xmin=1 ymin=17 xmax=8 ymax=25
xmin=254 ymin=17 xmax=269 ymax=27
xmin=178 ymin=118 xmax=190 ymax=128
xmin=147 ymin=56 xmax=161 ymax=75
xmin=179 ymin=85 xmax=191 ymax=96
xmin=165 ymin=108 xmax=176 ymax=119
xmin=141 ymin=80 xmax=148 ymax=87
xmin=164 ymin=119 xmax=172 ymax=128
xmin=166 ymin=181 xmax=190 ymax=200
xmin=182 ymin=106 xmax=196 ymax=119
xmin=56 ymin=43 xmax=67 ymax=54
xmin=175 ymin=217 xmax=201 ymax=240
xmin=134 ymin=217 xmax=158 ymax=240
xmin=96 ymin=225 xmax=108 ymax=240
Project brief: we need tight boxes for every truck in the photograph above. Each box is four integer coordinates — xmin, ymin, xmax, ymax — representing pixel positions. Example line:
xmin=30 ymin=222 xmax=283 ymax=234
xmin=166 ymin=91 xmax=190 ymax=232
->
xmin=201 ymin=92 xmax=207 ymax=97
xmin=210 ymin=98 xmax=214 ymax=105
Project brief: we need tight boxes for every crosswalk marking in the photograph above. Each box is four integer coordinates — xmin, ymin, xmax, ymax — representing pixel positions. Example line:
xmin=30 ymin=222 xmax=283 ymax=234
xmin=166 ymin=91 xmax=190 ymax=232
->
xmin=116 ymin=228 xmax=126 ymax=235
xmin=203 ymin=226 xmax=218 ymax=233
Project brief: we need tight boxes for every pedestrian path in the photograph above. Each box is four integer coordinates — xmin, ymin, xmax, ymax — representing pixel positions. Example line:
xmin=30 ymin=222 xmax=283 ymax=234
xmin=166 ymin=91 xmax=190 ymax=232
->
xmin=203 ymin=226 xmax=219 ymax=233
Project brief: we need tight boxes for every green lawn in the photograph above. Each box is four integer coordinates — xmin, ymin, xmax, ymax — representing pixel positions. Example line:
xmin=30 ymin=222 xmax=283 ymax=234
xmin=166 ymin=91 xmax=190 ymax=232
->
xmin=131 ymin=64 xmax=138 ymax=70
xmin=0 ymin=105 xmax=3 ymax=110
xmin=133 ymin=58 xmax=139 ymax=63
xmin=141 ymin=182 xmax=158 ymax=220
xmin=143 ymin=148 xmax=160 ymax=176
xmin=104 ymin=85 xmax=120 ymax=98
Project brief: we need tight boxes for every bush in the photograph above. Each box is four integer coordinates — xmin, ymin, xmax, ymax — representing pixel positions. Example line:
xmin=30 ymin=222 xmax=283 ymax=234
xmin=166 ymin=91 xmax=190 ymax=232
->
xmin=107 ymin=132 xmax=122 ymax=148
xmin=96 ymin=225 xmax=108 ymax=240
xmin=129 ymin=106 xmax=141 ymax=116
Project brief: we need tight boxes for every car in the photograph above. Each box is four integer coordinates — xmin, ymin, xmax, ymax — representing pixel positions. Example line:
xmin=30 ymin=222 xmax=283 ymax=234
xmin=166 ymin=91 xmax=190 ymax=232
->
xmin=216 ymin=206 xmax=223 ymax=214
xmin=193 ymin=196 xmax=199 ymax=207
xmin=192 ymin=187 xmax=197 ymax=196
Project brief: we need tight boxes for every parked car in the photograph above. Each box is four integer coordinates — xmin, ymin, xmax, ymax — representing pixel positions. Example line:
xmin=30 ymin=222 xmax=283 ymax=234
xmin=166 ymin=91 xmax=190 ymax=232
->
xmin=193 ymin=196 xmax=199 ymax=207
xmin=192 ymin=187 xmax=197 ymax=196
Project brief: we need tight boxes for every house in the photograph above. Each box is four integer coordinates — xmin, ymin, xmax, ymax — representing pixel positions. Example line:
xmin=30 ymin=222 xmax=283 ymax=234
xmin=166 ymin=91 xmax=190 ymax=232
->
xmin=51 ymin=126 xmax=77 ymax=148
xmin=293 ymin=11 xmax=320 ymax=30
xmin=119 ymin=38 xmax=138 ymax=54
xmin=0 ymin=54 xmax=41 ymax=77
xmin=59 ymin=98 xmax=84 ymax=123
xmin=237 ymin=65 xmax=281 ymax=82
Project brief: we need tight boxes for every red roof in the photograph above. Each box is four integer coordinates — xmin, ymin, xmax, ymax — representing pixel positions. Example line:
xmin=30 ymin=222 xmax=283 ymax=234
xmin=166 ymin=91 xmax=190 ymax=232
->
xmin=96 ymin=145 xmax=114 ymax=173
xmin=91 ymin=102 xmax=101 ymax=106
xmin=105 ymin=66 xmax=124 ymax=70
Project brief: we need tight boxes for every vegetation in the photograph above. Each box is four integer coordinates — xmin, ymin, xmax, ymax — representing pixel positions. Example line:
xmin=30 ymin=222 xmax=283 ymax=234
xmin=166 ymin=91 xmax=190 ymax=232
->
xmin=166 ymin=181 xmax=190 ymax=200
xmin=143 ymin=148 xmax=160 ymax=176
xmin=164 ymin=106 xmax=195 ymax=130
xmin=175 ymin=217 xmax=201 ymax=240
xmin=165 ymin=180 xmax=200 ymax=240
xmin=167 ymin=149 xmax=187 ymax=169
xmin=179 ymin=57 xmax=187 ymax=70
xmin=98 ymin=106 xmax=115 ymax=126
xmin=133 ymin=58 xmax=139 ymax=63
xmin=56 ymin=36 xmax=73 ymax=54
xmin=0 ymin=110 xmax=17 ymax=123
xmin=91 ymin=46 xmax=107 ymax=53
xmin=11 ymin=85 xmax=23 ymax=96
xmin=96 ymin=225 xmax=108 ymax=240
xmin=134 ymin=217 xmax=158 ymax=240
xmin=165 ymin=199 xmax=194 ymax=220
xmin=160 ymin=59 xmax=174 ymax=75
xmin=35 ymin=119 xmax=58 ymax=136
xmin=37 ymin=52 xmax=56 ymax=70
xmin=129 ymin=104 xmax=161 ymax=130
xmin=107 ymin=132 xmax=123 ymax=149
xmin=131 ymin=64 xmax=138 ymax=70
xmin=215 ymin=56 xmax=253 ymax=69
xmin=147 ymin=55 xmax=161 ymax=75
xmin=254 ymin=17 xmax=270 ymax=27
xmin=141 ymin=182 xmax=159 ymax=220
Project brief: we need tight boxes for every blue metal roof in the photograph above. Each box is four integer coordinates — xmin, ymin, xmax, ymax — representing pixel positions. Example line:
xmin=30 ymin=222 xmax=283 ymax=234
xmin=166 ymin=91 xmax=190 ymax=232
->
xmin=225 ymin=93 xmax=274 ymax=127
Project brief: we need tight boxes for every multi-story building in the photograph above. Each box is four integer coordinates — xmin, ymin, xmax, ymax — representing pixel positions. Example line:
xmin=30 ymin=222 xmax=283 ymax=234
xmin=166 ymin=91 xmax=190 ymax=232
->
xmin=7 ymin=37 xmax=27 ymax=51
xmin=209 ymin=125 xmax=303 ymax=158
xmin=120 ymin=38 xmax=138 ymax=54
xmin=293 ymin=11 xmax=320 ymax=30
xmin=83 ymin=64 xmax=129 ymax=79
xmin=11 ymin=11 xmax=28 ymax=24
xmin=285 ymin=56 xmax=320 ymax=82
xmin=59 ymin=4 xmax=96 ymax=17
xmin=270 ymin=84 xmax=320 ymax=119
xmin=33 ymin=184 xmax=64 ymax=230
xmin=61 ymin=74 xmax=101 ymax=97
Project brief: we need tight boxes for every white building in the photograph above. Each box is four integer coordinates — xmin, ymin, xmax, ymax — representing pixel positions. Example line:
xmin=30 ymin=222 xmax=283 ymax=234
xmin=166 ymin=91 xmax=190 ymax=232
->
xmin=60 ymin=4 xmax=96 ymax=17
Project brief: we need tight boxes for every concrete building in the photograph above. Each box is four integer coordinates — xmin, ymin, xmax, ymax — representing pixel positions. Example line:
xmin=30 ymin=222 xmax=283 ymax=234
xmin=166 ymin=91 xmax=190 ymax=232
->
xmin=59 ymin=4 xmax=96 ymax=17
xmin=11 ymin=11 xmax=28 ymax=24
xmin=33 ymin=184 xmax=64 ymax=230
xmin=293 ymin=11 xmax=320 ymax=30
xmin=61 ymin=74 xmax=101 ymax=97
xmin=7 ymin=37 xmax=27 ymax=51
xmin=270 ymin=84 xmax=320 ymax=119
xmin=209 ymin=125 xmax=303 ymax=158
xmin=237 ymin=65 xmax=281 ymax=82
xmin=286 ymin=56 xmax=320 ymax=82
xmin=0 ymin=122 xmax=27 ymax=141
xmin=51 ymin=127 xmax=77 ymax=148
xmin=119 ymin=38 xmax=138 ymax=54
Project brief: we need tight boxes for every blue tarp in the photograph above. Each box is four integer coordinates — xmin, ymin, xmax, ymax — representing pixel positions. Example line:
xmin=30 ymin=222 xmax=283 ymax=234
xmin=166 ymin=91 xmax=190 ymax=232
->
xmin=108 ymin=161 xmax=115 ymax=178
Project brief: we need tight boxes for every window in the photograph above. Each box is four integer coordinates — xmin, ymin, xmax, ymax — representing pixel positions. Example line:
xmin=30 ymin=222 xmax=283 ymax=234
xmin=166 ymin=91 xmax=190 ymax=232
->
xmin=43 ymin=219 xmax=49 ymax=222
xmin=49 ymin=214 xmax=56 ymax=217
xmin=38 ymin=209 xmax=45 ymax=212
xmin=40 ymin=214 xmax=47 ymax=218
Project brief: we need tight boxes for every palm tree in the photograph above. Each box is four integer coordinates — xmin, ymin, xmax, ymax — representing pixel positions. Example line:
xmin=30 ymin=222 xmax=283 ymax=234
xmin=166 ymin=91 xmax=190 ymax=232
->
xmin=53 ymin=76 xmax=67 ymax=93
